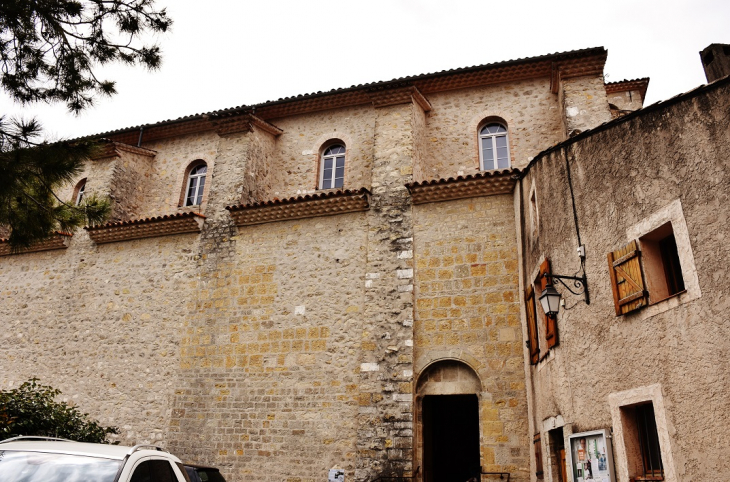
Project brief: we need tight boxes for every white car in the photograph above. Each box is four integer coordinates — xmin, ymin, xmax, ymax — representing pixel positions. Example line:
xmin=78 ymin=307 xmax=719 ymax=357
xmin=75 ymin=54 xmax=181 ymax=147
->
xmin=0 ymin=436 xmax=191 ymax=482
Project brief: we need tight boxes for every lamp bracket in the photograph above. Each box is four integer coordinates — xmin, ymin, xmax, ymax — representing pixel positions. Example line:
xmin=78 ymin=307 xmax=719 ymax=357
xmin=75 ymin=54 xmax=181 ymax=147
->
xmin=543 ymin=273 xmax=590 ymax=305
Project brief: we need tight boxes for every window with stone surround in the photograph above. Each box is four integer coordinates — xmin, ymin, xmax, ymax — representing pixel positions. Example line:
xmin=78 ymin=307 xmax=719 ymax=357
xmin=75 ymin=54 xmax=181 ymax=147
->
xmin=182 ymin=161 xmax=207 ymax=207
xmin=319 ymin=144 xmax=346 ymax=190
xmin=73 ymin=178 xmax=86 ymax=205
xmin=607 ymin=200 xmax=699 ymax=317
xmin=479 ymin=123 xmax=510 ymax=170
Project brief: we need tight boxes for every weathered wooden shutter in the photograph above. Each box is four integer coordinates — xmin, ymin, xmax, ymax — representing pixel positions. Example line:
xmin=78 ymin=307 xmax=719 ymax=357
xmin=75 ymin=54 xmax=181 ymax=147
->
xmin=525 ymin=285 xmax=540 ymax=365
xmin=536 ymin=258 xmax=559 ymax=349
xmin=607 ymin=240 xmax=648 ymax=315
xmin=534 ymin=433 xmax=544 ymax=477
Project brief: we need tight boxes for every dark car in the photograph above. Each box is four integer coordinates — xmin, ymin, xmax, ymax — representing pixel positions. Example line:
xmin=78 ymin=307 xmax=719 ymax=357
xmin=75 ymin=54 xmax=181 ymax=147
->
xmin=184 ymin=464 xmax=227 ymax=482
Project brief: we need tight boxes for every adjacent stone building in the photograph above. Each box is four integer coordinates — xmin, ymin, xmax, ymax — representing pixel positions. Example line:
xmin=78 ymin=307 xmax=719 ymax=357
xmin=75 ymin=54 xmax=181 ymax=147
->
xmin=1 ymin=46 xmax=727 ymax=482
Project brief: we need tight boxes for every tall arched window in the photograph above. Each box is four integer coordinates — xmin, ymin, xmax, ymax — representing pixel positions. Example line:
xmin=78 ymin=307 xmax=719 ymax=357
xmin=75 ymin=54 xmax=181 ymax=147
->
xmin=184 ymin=163 xmax=207 ymax=206
xmin=319 ymin=144 xmax=345 ymax=189
xmin=479 ymin=123 xmax=510 ymax=170
xmin=74 ymin=178 xmax=86 ymax=205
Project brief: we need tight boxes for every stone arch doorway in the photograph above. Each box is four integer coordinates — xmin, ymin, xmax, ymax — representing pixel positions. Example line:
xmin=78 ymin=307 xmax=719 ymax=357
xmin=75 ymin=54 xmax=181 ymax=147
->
xmin=415 ymin=359 xmax=482 ymax=482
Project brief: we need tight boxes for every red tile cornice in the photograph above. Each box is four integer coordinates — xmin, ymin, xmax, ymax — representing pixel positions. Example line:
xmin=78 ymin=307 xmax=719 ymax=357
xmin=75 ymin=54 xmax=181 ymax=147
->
xmin=226 ymin=188 xmax=370 ymax=226
xmin=605 ymin=78 xmax=650 ymax=101
xmin=0 ymin=233 xmax=72 ymax=256
xmin=85 ymin=212 xmax=205 ymax=244
xmin=405 ymin=169 xmax=519 ymax=205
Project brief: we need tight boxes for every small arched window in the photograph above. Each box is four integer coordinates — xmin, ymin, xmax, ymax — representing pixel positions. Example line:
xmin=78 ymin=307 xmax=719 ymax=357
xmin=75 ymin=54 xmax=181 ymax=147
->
xmin=184 ymin=163 xmax=207 ymax=206
xmin=479 ymin=123 xmax=510 ymax=170
xmin=74 ymin=179 xmax=86 ymax=205
xmin=320 ymin=144 xmax=345 ymax=189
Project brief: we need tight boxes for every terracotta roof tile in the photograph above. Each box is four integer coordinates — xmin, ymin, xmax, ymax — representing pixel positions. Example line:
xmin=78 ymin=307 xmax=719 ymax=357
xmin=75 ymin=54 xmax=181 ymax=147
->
xmin=0 ymin=232 xmax=72 ymax=256
xmin=85 ymin=47 xmax=607 ymax=143
xmin=226 ymin=188 xmax=370 ymax=226
xmin=605 ymin=77 xmax=650 ymax=100
xmin=85 ymin=212 xmax=205 ymax=244
xmin=405 ymin=169 xmax=520 ymax=205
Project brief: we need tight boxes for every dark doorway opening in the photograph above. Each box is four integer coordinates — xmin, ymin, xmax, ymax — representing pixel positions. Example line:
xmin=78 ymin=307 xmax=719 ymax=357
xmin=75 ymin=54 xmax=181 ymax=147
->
xmin=422 ymin=394 xmax=480 ymax=482
xmin=548 ymin=427 xmax=567 ymax=482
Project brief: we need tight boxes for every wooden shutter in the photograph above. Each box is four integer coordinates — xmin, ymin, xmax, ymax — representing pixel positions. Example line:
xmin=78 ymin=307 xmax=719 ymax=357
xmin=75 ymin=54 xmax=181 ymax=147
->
xmin=536 ymin=258 xmax=559 ymax=349
xmin=607 ymin=240 xmax=648 ymax=315
xmin=525 ymin=285 xmax=540 ymax=365
xmin=534 ymin=433 xmax=544 ymax=477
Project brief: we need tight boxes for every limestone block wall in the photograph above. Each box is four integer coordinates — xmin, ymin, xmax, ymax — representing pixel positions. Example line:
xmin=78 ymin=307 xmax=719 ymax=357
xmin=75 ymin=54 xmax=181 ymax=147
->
xmin=0 ymin=229 xmax=200 ymax=445
xmin=607 ymin=89 xmax=644 ymax=112
xmin=519 ymin=79 xmax=730 ymax=481
xmin=559 ymin=75 xmax=612 ymax=137
xmin=418 ymin=77 xmax=564 ymax=180
xmin=65 ymin=155 xmax=116 ymax=206
xmin=238 ymin=126 xmax=277 ymax=205
xmin=268 ymin=105 xmax=376 ymax=197
xmin=168 ymin=213 xmax=368 ymax=482
xmin=108 ymin=150 xmax=155 ymax=221
xmin=143 ymin=131 xmax=220 ymax=217
xmin=413 ymin=195 xmax=529 ymax=480
xmin=355 ymin=100 xmax=419 ymax=481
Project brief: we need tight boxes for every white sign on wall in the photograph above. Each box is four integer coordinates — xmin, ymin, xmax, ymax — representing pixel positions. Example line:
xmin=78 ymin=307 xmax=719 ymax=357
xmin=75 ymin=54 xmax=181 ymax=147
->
xmin=328 ymin=468 xmax=345 ymax=482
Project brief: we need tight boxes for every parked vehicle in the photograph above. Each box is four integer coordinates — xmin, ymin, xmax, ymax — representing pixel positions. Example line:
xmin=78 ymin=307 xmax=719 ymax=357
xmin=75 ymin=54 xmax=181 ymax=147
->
xmin=0 ymin=436 xmax=191 ymax=482
xmin=184 ymin=463 xmax=227 ymax=482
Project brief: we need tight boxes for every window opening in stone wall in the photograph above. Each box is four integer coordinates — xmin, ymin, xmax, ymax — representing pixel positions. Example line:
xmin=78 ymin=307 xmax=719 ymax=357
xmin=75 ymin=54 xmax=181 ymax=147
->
xmin=74 ymin=178 xmax=86 ymax=205
xmin=620 ymin=403 xmax=664 ymax=482
xmin=639 ymin=222 xmax=685 ymax=304
xmin=184 ymin=163 xmax=207 ymax=207
xmin=479 ymin=123 xmax=510 ymax=170
xmin=529 ymin=185 xmax=539 ymax=239
xmin=422 ymin=394 xmax=480 ymax=482
xmin=319 ymin=144 xmax=346 ymax=189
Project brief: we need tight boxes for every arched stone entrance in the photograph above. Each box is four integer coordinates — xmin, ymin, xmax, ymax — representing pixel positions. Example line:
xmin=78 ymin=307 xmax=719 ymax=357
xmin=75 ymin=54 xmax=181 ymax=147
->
xmin=415 ymin=360 xmax=482 ymax=482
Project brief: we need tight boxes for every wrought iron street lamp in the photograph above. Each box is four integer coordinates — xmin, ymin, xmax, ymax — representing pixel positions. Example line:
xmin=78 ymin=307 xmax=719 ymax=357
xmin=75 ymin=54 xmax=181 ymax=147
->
xmin=538 ymin=273 xmax=589 ymax=316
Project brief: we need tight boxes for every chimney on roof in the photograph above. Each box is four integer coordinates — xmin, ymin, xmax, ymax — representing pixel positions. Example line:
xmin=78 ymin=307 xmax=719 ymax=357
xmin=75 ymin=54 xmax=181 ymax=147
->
xmin=700 ymin=44 xmax=730 ymax=83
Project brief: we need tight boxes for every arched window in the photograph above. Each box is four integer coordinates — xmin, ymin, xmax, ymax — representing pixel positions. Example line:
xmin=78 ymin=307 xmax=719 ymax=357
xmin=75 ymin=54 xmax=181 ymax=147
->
xmin=74 ymin=179 xmax=86 ymax=205
xmin=479 ymin=123 xmax=510 ymax=170
xmin=319 ymin=144 xmax=345 ymax=189
xmin=184 ymin=163 xmax=207 ymax=206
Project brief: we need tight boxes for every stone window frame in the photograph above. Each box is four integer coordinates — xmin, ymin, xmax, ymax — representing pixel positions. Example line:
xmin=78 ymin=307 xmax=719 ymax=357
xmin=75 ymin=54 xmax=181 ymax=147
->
xmin=477 ymin=117 xmax=512 ymax=171
xmin=608 ymin=384 xmax=677 ymax=482
xmin=73 ymin=178 xmax=87 ymax=205
xmin=178 ymin=160 xmax=210 ymax=209
xmin=316 ymin=138 xmax=348 ymax=191
xmin=624 ymin=199 xmax=701 ymax=320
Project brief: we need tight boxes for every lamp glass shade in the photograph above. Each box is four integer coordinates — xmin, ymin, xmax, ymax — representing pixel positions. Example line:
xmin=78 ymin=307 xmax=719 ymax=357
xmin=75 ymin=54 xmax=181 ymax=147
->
xmin=539 ymin=284 xmax=561 ymax=316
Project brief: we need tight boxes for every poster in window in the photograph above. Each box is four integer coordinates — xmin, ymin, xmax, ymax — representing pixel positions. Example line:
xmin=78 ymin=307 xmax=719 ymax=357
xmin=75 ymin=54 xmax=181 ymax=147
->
xmin=567 ymin=429 xmax=615 ymax=482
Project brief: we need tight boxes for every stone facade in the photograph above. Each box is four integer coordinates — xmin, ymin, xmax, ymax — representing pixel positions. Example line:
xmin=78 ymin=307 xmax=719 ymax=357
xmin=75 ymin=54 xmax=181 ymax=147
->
xmin=4 ymin=45 xmax=727 ymax=482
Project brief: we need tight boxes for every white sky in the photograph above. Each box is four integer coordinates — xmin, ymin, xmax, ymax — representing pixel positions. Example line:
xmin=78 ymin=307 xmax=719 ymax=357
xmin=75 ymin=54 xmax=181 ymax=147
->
xmin=2 ymin=0 xmax=729 ymax=141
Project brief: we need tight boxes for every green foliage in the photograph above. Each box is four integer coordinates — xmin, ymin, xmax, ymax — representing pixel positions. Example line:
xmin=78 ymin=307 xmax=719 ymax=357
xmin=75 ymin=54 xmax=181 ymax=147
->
xmin=0 ymin=0 xmax=169 ymax=247
xmin=0 ymin=117 xmax=111 ymax=249
xmin=0 ymin=0 xmax=172 ymax=113
xmin=0 ymin=378 xmax=120 ymax=443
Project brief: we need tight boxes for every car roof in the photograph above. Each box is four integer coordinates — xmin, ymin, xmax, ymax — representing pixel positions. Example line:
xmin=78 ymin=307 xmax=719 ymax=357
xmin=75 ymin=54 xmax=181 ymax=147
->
xmin=185 ymin=463 xmax=221 ymax=471
xmin=0 ymin=438 xmax=178 ymax=462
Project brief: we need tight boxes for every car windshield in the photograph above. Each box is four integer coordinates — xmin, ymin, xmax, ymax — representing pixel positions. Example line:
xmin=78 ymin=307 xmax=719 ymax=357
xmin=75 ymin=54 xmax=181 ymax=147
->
xmin=0 ymin=450 xmax=121 ymax=482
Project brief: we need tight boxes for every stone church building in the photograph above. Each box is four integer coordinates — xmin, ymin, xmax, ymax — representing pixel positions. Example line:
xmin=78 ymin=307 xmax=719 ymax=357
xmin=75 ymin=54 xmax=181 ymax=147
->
xmin=2 ymin=45 xmax=729 ymax=482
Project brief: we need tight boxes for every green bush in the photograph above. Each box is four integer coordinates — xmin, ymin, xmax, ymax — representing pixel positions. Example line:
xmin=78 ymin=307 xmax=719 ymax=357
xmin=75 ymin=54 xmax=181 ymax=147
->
xmin=0 ymin=378 xmax=119 ymax=443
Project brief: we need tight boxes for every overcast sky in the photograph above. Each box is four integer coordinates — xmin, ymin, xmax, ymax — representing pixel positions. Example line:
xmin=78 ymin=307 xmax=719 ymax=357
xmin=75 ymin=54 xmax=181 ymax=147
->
xmin=2 ymin=0 xmax=729 ymax=141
